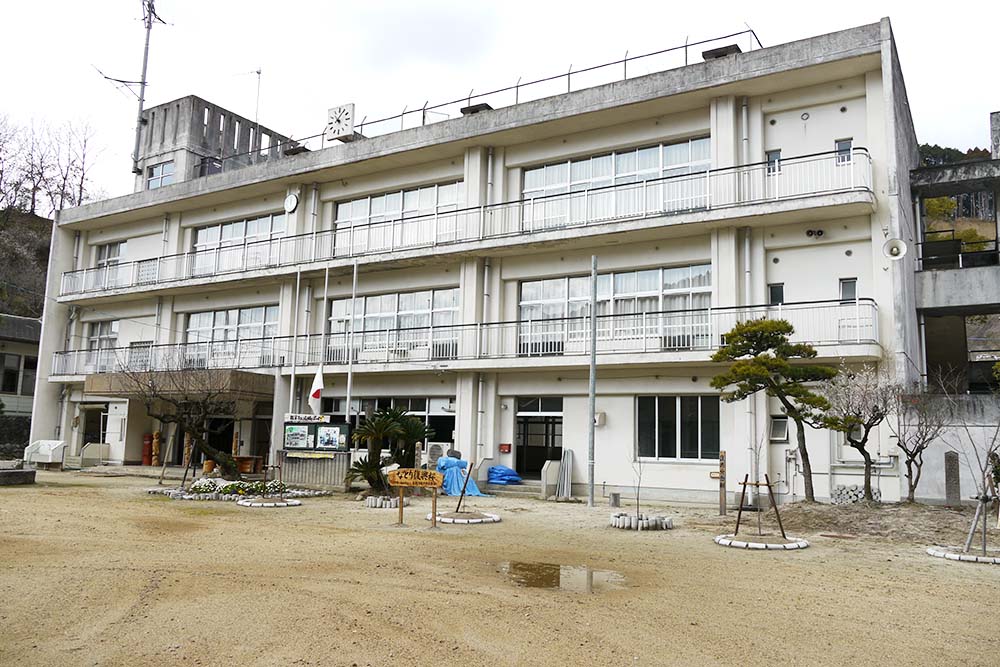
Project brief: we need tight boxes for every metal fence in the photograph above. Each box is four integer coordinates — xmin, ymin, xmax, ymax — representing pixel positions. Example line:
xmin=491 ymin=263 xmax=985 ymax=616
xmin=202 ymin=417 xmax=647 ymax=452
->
xmin=60 ymin=149 xmax=873 ymax=297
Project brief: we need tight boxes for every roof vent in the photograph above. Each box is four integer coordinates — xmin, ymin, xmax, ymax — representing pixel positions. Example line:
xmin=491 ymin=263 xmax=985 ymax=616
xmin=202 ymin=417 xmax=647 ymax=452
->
xmin=460 ymin=103 xmax=493 ymax=116
xmin=702 ymin=44 xmax=742 ymax=60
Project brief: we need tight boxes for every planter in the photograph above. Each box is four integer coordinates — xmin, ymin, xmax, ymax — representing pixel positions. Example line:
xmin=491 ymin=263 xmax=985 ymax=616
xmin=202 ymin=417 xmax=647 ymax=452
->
xmin=202 ymin=460 xmax=216 ymax=474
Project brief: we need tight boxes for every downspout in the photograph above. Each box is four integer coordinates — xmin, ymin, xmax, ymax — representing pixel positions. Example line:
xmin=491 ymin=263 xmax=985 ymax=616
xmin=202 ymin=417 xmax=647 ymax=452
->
xmin=741 ymin=97 xmax=756 ymax=503
xmin=310 ymin=183 xmax=319 ymax=261
xmin=288 ymin=268 xmax=302 ymax=413
xmin=477 ymin=147 xmax=495 ymax=468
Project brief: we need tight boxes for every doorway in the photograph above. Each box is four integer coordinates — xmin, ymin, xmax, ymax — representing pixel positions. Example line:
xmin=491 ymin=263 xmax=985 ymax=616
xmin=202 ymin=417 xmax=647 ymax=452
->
xmin=515 ymin=397 xmax=563 ymax=479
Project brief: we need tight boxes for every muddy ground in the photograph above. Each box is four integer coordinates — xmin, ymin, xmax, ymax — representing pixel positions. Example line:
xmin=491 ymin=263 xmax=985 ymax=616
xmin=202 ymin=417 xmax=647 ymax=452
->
xmin=1 ymin=472 xmax=998 ymax=666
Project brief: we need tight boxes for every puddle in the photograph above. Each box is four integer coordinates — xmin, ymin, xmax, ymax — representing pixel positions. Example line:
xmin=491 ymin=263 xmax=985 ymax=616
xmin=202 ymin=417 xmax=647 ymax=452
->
xmin=498 ymin=561 xmax=624 ymax=593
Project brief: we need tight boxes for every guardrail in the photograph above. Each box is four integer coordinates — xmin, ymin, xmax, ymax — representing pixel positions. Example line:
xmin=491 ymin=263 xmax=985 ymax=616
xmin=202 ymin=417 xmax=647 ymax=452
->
xmin=59 ymin=149 xmax=873 ymax=297
xmin=917 ymin=238 xmax=999 ymax=271
xmin=52 ymin=299 xmax=878 ymax=376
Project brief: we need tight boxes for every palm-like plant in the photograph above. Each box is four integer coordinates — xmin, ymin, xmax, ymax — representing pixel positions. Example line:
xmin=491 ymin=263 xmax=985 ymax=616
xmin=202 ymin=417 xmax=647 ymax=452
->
xmin=344 ymin=455 xmax=390 ymax=494
xmin=396 ymin=416 xmax=436 ymax=468
xmin=351 ymin=411 xmax=403 ymax=462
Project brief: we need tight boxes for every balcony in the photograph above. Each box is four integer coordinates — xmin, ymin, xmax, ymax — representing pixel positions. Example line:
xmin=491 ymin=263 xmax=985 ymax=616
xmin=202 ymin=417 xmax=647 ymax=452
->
xmin=51 ymin=299 xmax=879 ymax=378
xmin=916 ymin=239 xmax=1000 ymax=311
xmin=59 ymin=149 xmax=874 ymax=299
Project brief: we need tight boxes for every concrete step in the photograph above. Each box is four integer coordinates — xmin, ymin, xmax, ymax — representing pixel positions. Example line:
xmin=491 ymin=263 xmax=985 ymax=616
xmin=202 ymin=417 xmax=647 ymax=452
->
xmin=485 ymin=482 xmax=543 ymax=498
xmin=62 ymin=456 xmax=82 ymax=470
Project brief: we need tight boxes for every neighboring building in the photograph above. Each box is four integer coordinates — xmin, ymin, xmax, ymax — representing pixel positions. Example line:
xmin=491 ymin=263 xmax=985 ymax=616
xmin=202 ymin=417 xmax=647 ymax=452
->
xmin=33 ymin=19 xmax=940 ymax=501
xmin=0 ymin=314 xmax=40 ymax=457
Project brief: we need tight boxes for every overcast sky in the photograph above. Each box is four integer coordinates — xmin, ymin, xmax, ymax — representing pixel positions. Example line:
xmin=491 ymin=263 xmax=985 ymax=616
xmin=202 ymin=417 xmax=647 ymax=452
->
xmin=5 ymin=0 xmax=997 ymax=201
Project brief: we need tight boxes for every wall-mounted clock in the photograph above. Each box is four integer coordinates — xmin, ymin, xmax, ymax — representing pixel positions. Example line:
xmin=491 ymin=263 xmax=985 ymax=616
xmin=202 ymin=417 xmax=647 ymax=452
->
xmin=325 ymin=103 xmax=355 ymax=142
xmin=283 ymin=193 xmax=299 ymax=214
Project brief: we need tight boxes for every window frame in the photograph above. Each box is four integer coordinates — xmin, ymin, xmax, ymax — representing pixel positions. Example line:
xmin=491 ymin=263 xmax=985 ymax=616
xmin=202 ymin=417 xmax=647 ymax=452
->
xmin=635 ymin=395 xmax=720 ymax=461
xmin=146 ymin=161 xmax=175 ymax=190
xmin=765 ymin=149 xmax=782 ymax=175
xmin=767 ymin=283 xmax=785 ymax=306
xmin=770 ymin=416 xmax=789 ymax=442
xmin=835 ymin=138 xmax=854 ymax=165
xmin=839 ymin=277 xmax=858 ymax=303
xmin=334 ymin=181 xmax=466 ymax=230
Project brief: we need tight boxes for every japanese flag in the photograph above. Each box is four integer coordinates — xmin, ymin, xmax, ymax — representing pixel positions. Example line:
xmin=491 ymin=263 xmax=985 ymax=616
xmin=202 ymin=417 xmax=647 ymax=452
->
xmin=308 ymin=369 xmax=324 ymax=415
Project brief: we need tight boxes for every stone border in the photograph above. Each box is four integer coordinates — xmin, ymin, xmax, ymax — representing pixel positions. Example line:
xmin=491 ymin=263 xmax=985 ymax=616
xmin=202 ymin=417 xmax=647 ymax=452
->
xmin=236 ymin=498 xmax=303 ymax=508
xmin=714 ymin=534 xmax=810 ymax=550
xmin=425 ymin=512 xmax=501 ymax=525
xmin=609 ymin=512 xmax=673 ymax=531
xmin=926 ymin=547 xmax=1000 ymax=565
xmin=146 ymin=487 xmax=331 ymax=502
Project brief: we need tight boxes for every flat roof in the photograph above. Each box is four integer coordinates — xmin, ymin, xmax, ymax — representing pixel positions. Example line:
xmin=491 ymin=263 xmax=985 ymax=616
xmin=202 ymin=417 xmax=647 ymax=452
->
xmin=60 ymin=19 xmax=891 ymax=229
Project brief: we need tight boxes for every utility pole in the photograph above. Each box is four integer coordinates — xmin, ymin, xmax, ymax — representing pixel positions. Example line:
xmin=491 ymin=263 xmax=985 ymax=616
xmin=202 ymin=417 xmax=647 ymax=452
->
xmin=131 ymin=0 xmax=163 ymax=175
xmin=587 ymin=255 xmax=597 ymax=507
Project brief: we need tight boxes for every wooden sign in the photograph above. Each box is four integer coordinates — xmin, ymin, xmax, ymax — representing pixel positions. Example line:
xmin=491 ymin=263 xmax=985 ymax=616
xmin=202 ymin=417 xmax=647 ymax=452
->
xmin=388 ymin=468 xmax=443 ymax=488
xmin=386 ymin=468 xmax=444 ymax=528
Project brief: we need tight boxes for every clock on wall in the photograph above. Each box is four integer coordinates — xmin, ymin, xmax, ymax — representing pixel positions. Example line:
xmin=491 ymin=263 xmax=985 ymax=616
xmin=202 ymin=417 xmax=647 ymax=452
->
xmin=325 ymin=103 xmax=355 ymax=142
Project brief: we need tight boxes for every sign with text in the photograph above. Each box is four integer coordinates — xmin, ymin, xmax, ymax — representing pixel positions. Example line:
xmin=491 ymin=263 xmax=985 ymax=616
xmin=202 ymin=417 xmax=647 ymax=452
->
xmin=388 ymin=468 xmax=444 ymax=488
xmin=284 ymin=413 xmax=330 ymax=424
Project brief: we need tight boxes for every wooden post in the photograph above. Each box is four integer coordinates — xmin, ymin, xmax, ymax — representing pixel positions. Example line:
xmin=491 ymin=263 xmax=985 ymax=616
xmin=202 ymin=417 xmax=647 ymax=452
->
xmin=734 ymin=474 xmax=749 ymax=536
xmin=398 ymin=485 xmax=404 ymax=526
xmin=764 ymin=474 xmax=785 ymax=539
xmin=718 ymin=451 xmax=727 ymax=516
xmin=151 ymin=430 xmax=161 ymax=467
xmin=431 ymin=487 xmax=438 ymax=529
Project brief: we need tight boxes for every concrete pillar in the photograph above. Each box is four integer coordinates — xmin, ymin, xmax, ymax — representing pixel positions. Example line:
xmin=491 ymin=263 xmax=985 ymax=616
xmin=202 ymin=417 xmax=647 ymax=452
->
xmin=710 ymin=96 xmax=738 ymax=169
xmin=30 ymin=217 xmax=75 ymax=444
xmin=990 ymin=111 xmax=999 ymax=160
xmin=270 ymin=374 xmax=291 ymax=463
xmin=712 ymin=228 xmax=739 ymax=308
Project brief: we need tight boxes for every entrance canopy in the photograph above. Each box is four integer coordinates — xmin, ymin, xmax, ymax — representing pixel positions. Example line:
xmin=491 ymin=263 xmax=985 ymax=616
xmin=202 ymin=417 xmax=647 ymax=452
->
xmin=84 ymin=369 xmax=274 ymax=402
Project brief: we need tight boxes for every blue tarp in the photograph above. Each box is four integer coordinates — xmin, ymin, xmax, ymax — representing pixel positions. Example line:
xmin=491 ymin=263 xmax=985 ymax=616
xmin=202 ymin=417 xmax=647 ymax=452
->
xmin=436 ymin=456 xmax=487 ymax=496
xmin=487 ymin=465 xmax=523 ymax=485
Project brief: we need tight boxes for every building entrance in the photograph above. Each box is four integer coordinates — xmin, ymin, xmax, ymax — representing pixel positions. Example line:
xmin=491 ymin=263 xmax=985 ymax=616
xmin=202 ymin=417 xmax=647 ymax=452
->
xmin=515 ymin=397 xmax=563 ymax=479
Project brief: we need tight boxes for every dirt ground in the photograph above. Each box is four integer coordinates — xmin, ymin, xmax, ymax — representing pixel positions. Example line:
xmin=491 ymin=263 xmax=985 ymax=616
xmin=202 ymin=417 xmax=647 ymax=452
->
xmin=2 ymin=473 xmax=999 ymax=667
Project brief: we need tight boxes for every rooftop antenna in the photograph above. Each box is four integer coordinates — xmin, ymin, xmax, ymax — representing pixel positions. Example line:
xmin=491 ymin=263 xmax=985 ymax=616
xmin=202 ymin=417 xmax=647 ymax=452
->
xmin=131 ymin=0 xmax=166 ymax=175
xmin=252 ymin=67 xmax=261 ymax=164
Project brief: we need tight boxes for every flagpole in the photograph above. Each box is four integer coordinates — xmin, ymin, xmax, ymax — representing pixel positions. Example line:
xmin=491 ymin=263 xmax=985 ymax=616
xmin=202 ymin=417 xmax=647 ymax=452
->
xmin=345 ymin=261 xmax=359 ymax=429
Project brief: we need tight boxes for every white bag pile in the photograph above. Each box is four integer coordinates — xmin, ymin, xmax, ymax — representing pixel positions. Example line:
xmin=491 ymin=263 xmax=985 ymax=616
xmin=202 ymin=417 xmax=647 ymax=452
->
xmin=609 ymin=512 xmax=673 ymax=530
xmin=831 ymin=484 xmax=881 ymax=504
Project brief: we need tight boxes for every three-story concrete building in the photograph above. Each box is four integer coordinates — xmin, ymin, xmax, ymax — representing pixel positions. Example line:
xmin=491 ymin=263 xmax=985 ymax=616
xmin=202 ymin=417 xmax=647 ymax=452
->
xmin=32 ymin=19 xmax=928 ymax=501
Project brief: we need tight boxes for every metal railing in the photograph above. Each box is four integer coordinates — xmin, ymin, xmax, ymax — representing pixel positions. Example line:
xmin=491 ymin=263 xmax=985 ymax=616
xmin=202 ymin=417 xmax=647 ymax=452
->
xmin=60 ymin=150 xmax=871 ymax=297
xmin=51 ymin=299 xmax=878 ymax=376
xmin=917 ymin=237 xmax=999 ymax=271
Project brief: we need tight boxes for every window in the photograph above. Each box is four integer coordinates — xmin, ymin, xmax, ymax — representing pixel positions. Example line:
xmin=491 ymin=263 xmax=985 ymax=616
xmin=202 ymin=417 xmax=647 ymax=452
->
xmin=522 ymin=138 xmax=711 ymax=223
xmin=328 ymin=288 xmax=459 ymax=336
xmin=523 ymin=137 xmax=711 ymax=199
xmin=766 ymin=149 xmax=782 ymax=175
xmin=519 ymin=265 xmax=712 ymax=319
xmin=186 ymin=305 xmax=279 ymax=343
xmin=0 ymin=354 xmax=19 ymax=393
xmin=636 ymin=395 xmax=720 ymax=460
xmin=96 ymin=241 xmax=126 ymax=267
xmin=770 ymin=416 xmax=789 ymax=442
xmin=768 ymin=283 xmax=784 ymax=305
xmin=192 ymin=213 xmax=287 ymax=274
xmin=516 ymin=397 xmax=563 ymax=414
xmin=839 ymin=278 xmax=857 ymax=302
xmin=335 ymin=182 xmax=465 ymax=229
xmin=835 ymin=138 xmax=853 ymax=165
xmin=146 ymin=161 xmax=175 ymax=189
xmin=87 ymin=321 xmax=119 ymax=351
xmin=20 ymin=356 xmax=36 ymax=396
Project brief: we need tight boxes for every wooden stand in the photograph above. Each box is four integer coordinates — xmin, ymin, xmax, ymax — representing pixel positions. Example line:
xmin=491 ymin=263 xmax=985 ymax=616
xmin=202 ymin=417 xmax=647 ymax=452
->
xmin=430 ymin=488 xmax=438 ymax=529
xmin=734 ymin=474 xmax=785 ymax=539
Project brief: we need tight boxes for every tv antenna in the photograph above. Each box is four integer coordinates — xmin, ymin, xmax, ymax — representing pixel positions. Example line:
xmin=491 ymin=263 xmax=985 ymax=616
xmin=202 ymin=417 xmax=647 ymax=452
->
xmin=129 ymin=0 xmax=167 ymax=175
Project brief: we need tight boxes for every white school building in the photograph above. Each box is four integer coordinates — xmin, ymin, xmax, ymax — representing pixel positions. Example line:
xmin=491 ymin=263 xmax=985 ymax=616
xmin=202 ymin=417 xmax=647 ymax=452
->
xmin=32 ymin=18 xmax=998 ymax=503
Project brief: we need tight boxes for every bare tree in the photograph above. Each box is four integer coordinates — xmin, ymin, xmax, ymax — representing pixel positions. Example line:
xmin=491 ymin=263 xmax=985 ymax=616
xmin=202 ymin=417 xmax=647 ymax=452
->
xmin=886 ymin=380 xmax=952 ymax=503
xmin=939 ymin=380 xmax=1000 ymax=556
xmin=821 ymin=364 xmax=896 ymax=501
xmin=110 ymin=351 xmax=245 ymax=479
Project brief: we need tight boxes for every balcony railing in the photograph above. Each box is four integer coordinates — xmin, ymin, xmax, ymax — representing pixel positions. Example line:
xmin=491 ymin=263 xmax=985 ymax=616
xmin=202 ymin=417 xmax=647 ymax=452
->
xmin=51 ymin=299 xmax=878 ymax=376
xmin=918 ymin=238 xmax=999 ymax=271
xmin=59 ymin=149 xmax=873 ymax=297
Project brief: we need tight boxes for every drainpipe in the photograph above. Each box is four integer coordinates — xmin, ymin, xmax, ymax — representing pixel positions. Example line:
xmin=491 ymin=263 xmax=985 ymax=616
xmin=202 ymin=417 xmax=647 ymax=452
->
xmin=741 ymin=97 xmax=750 ymax=165
xmin=288 ymin=268 xmax=302 ymax=413
xmin=72 ymin=231 xmax=81 ymax=270
xmin=743 ymin=225 xmax=756 ymax=504
xmin=477 ymin=147 xmax=495 ymax=468
xmin=310 ymin=183 xmax=320 ymax=261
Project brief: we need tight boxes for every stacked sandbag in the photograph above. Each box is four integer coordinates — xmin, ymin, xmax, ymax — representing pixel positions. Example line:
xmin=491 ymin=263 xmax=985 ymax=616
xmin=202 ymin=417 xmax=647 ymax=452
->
xmin=363 ymin=495 xmax=411 ymax=508
xmin=831 ymin=484 xmax=881 ymax=504
xmin=608 ymin=512 xmax=674 ymax=530
xmin=487 ymin=465 xmax=523 ymax=485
